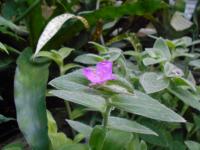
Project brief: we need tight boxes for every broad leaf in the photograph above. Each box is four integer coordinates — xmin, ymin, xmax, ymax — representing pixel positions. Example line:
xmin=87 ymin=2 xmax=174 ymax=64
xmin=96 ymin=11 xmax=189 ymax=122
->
xmin=66 ymin=120 xmax=93 ymax=138
xmin=50 ymin=90 xmax=106 ymax=112
xmin=74 ymin=54 xmax=104 ymax=65
xmin=140 ymin=72 xmax=169 ymax=94
xmin=108 ymin=116 xmax=157 ymax=135
xmin=14 ymin=49 xmax=50 ymax=149
xmin=110 ymin=91 xmax=186 ymax=122
xmin=168 ymin=86 xmax=200 ymax=111
xmin=89 ymin=126 xmax=133 ymax=150
xmin=185 ymin=141 xmax=200 ymax=150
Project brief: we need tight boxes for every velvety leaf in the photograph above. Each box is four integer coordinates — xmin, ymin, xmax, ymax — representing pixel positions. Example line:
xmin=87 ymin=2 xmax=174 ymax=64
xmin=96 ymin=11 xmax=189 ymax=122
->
xmin=189 ymin=59 xmax=200 ymax=69
xmin=153 ymin=38 xmax=171 ymax=60
xmin=49 ymin=90 xmax=106 ymax=112
xmin=14 ymin=48 xmax=50 ymax=150
xmin=168 ymin=86 xmax=200 ymax=111
xmin=74 ymin=53 xmax=104 ymax=65
xmin=108 ymin=116 xmax=157 ymax=135
xmin=89 ymin=41 xmax=108 ymax=54
xmin=66 ymin=120 xmax=93 ymax=138
xmin=140 ymin=72 xmax=169 ymax=94
xmin=110 ymin=91 xmax=186 ymax=122
xmin=143 ymin=57 xmax=164 ymax=66
xmin=185 ymin=141 xmax=200 ymax=150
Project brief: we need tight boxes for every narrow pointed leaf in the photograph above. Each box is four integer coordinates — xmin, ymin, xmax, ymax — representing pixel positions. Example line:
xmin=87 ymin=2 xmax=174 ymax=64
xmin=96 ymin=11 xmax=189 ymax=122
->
xmin=108 ymin=116 xmax=157 ymax=135
xmin=34 ymin=13 xmax=88 ymax=57
xmin=50 ymin=90 xmax=106 ymax=112
xmin=110 ymin=91 xmax=186 ymax=122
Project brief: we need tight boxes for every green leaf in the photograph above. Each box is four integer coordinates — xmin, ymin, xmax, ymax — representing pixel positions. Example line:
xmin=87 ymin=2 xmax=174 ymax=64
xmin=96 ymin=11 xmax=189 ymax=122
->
xmin=153 ymin=38 xmax=171 ymax=60
xmin=140 ymin=72 xmax=169 ymax=94
xmin=89 ymin=126 xmax=133 ymax=150
xmin=0 ymin=42 xmax=9 ymax=54
xmin=168 ymin=86 xmax=200 ymax=111
xmin=0 ymin=16 xmax=28 ymax=35
xmin=58 ymin=47 xmax=74 ymax=59
xmin=50 ymin=90 xmax=106 ymax=112
xmin=66 ymin=120 xmax=93 ymax=138
xmin=110 ymin=91 xmax=186 ymax=122
xmin=189 ymin=59 xmax=200 ymax=69
xmin=14 ymin=48 xmax=50 ymax=150
xmin=61 ymin=63 xmax=81 ymax=74
xmin=34 ymin=13 xmax=88 ymax=56
xmin=185 ymin=141 xmax=200 ymax=150
xmin=0 ymin=114 xmax=15 ymax=124
xmin=37 ymin=50 xmax=63 ymax=66
xmin=2 ymin=143 xmax=24 ymax=150
xmin=108 ymin=116 xmax=157 ymax=135
xmin=143 ymin=57 xmax=164 ymax=66
xmin=47 ymin=110 xmax=72 ymax=150
xmin=59 ymin=144 xmax=89 ymax=150
xmin=164 ymin=62 xmax=184 ymax=78
xmin=170 ymin=11 xmax=193 ymax=31
xmin=89 ymin=41 xmax=108 ymax=54
xmin=74 ymin=53 xmax=104 ymax=65
xmin=50 ymin=69 xmax=89 ymax=86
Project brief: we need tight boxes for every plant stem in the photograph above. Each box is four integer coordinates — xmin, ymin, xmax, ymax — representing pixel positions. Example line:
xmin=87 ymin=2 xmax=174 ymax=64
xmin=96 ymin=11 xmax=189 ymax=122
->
xmin=102 ymin=105 xmax=111 ymax=128
xmin=60 ymin=66 xmax=72 ymax=119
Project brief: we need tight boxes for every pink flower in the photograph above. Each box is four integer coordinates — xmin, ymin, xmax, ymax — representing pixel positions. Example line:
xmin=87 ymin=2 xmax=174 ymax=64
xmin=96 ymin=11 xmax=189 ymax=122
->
xmin=83 ymin=60 xmax=116 ymax=85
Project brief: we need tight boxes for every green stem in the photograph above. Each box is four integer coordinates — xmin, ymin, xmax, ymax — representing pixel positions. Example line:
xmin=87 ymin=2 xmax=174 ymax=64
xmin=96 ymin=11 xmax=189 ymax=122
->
xmin=60 ymin=65 xmax=72 ymax=119
xmin=102 ymin=105 xmax=111 ymax=128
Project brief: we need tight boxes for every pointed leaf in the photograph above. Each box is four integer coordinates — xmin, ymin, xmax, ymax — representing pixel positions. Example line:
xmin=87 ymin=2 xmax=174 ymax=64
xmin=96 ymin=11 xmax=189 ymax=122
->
xmin=110 ymin=91 xmax=186 ymax=122
xmin=108 ymin=116 xmax=157 ymax=135
xmin=50 ymin=90 xmax=106 ymax=112
xmin=140 ymin=72 xmax=169 ymax=94
xmin=34 ymin=13 xmax=88 ymax=57
xmin=66 ymin=120 xmax=92 ymax=137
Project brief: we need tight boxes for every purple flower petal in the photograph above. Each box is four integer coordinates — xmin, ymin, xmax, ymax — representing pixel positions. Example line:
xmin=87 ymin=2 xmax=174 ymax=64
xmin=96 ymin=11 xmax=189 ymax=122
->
xmin=83 ymin=60 xmax=115 ymax=85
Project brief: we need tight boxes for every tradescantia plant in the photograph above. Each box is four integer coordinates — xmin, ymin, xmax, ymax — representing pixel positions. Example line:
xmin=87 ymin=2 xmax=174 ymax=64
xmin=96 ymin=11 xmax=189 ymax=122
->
xmin=48 ymin=40 xmax=189 ymax=149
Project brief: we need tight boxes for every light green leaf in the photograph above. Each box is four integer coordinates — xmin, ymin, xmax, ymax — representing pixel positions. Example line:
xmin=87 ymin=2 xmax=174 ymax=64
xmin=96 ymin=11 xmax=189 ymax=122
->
xmin=37 ymin=50 xmax=63 ymax=66
xmin=50 ymin=90 xmax=106 ymax=112
xmin=58 ymin=47 xmax=74 ymax=59
xmin=0 ymin=42 xmax=9 ymax=54
xmin=140 ymin=72 xmax=169 ymax=94
xmin=164 ymin=62 xmax=184 ymax=78
xmin=0 ymin=114 xmax=15 ymax=124
xmin=185 ymin=141 xmax=200 ymax=150
xmin=89 ymin=126 xmax=133 ymax=150
xmin=66 ymin=120 xmax=92 ymax=138
xmin=168 ymin=86 xmax=200 ymax=111
xmin=89 ymin=41 xmax=108 ymax=54
xmin=170 ymin=12 xmax=193 ymax=31
xmin=108 ymin=116 xmax=157 ymax=135
xmin=34 ymin=13 xmax=88 ymax=57
xmin=110 ymin=91 xmax=186 ymax=122
xmin=153 ymin=38 xmax=171 ymax=60
xmin=74 ymin=53 xmax=104 ymax=64
xmin=189 ymin=59 xmax=200 ymax=69
xmin=143 ymin=57 xmax=164 ymax=66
